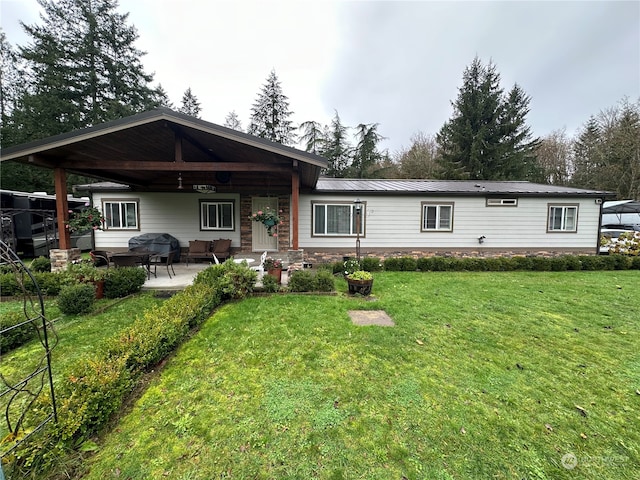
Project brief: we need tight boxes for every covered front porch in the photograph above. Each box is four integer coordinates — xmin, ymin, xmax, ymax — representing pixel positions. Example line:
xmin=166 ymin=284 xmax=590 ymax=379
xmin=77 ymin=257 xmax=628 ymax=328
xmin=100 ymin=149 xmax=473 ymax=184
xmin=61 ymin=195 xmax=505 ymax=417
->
xmin=0 ymin=108 xmax=328 ymax=270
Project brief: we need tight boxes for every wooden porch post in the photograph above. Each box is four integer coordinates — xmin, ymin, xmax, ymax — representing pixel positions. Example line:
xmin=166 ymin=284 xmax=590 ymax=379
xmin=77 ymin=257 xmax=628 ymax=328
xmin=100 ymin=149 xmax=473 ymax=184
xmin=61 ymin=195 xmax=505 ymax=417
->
xmin=54 ymin=167 xmax=71 ymax=249
xmin=291 ymin=166 xmax=299 ymax=250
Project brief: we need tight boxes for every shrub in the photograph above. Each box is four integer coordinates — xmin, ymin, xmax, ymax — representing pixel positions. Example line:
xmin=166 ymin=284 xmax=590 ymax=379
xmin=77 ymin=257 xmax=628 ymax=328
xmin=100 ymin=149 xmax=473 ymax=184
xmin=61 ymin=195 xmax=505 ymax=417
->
xmin=577 ymin=255 xmax=604 ymax=271
xmin=0 ymin=272 xmax=20 ymax=296
xmin=261 ymin=274 xmax=279 ymax=293
xmin=360 ymin=257 xmax=383 ymax=272
xmin=288 ymin=270 xmax=316 ymax=292
xmin=30 ymin=256 xmax=51 ymax=272
xmin=32 ymin=271 xmax=68 ymax=296
xmin=104 ymin=267 xmax=147 ymax=298
xmin=57 ymin=284 xmax=95 ymax=315
xmin=631 ymin=256 xmax=640 ymax=269
xmin=194 ymin=262 xmax=256 ymax=300
xmin=531 ymin=257 xmax=552 ymax=271
xmin=383 ymin=257 xmax=401 ymax=271
xmin=398 ymin=256 xmax=417 ymax=271
xmin=0 ymin=311 xmax=37 ymax=352
xmin=549 ymin=257 xmax=568 ymax=271
xmin=314 ymin=269 xmax=336 ymax=292
xmin=564 ymin=255 xmax=582 ymax=271
xmin=511 ymin=256 xmax=533 ymax=270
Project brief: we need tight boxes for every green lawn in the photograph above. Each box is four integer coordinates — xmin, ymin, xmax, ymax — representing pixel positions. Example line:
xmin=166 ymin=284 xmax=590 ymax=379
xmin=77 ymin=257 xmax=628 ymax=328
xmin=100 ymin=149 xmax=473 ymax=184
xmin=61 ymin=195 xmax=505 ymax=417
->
xmin=0 ymin=293 xmax=165 ymax=442
xmin=77 ymin=271 xmax=639 ymax=479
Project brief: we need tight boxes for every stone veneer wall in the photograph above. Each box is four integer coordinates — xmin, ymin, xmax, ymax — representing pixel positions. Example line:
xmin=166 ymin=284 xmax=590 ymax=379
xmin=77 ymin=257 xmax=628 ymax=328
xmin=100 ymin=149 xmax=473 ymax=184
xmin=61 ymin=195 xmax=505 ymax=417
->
xmin=240 ymin=195 xmax=290 ymax=252
xmin=50 ymin=248 xmax=81 ymax=272
xmin=301 ymin=248 xmax=597 ymax=266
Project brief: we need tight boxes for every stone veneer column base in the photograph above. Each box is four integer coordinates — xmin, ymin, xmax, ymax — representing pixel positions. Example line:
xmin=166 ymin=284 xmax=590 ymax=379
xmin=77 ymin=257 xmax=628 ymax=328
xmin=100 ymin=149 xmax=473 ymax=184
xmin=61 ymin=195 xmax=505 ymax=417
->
xmin=50 ymin=248 xmax=81 ymax=272
xmin=287 ymin=249 xmax=304 ymax=272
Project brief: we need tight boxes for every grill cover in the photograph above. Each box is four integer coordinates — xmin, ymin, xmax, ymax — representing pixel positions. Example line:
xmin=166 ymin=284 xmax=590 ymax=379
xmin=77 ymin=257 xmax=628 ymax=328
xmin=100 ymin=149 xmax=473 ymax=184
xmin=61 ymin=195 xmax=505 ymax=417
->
xmin=128 ymin=233 xmax=181 ymax=261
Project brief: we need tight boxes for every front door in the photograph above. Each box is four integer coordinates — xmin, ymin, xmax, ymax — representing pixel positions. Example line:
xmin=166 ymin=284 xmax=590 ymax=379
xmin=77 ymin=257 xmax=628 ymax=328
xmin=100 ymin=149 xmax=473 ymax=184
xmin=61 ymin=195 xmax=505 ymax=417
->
xmin=252 ymin=197 xmax=278 ymax=252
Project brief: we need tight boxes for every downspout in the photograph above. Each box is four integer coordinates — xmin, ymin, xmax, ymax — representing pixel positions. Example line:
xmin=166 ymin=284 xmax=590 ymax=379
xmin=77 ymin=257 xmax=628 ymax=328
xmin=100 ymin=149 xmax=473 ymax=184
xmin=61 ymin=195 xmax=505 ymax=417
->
xmin=596 ymin=197 xmax=604 ymax=255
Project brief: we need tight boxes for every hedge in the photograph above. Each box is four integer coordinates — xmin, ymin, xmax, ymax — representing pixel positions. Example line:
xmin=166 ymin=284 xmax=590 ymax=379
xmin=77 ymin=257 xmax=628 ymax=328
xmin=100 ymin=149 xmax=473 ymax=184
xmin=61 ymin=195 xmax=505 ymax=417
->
xmin=8 ymin=263 xmax=253 ymax=476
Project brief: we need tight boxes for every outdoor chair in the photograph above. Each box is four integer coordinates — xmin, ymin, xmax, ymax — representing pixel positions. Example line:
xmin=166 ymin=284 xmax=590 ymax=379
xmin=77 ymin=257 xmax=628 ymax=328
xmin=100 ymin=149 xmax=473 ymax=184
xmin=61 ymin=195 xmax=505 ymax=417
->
xmin=150 ymin=249 xmax=176 ymax=278
xmin=90 ymin=250 xmax=111 ymax=268
xmin=250 ymin=251 xmax=268 ymax=278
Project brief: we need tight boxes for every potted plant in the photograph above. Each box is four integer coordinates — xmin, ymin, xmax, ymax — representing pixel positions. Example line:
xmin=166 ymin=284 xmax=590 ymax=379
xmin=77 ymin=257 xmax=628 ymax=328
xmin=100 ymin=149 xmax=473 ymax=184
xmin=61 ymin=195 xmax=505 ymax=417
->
xmin=66 ymin=206 xmax=105 ymax=233
xmin=249 ymin=206 xmax=283 ymax=237
xmin=67 ymin=260 xmax=107 ymax=298
xmin=264 ymin=256 xmax=283 ymax=284
xmin=346 ymin=270 xmax=374 ymax=296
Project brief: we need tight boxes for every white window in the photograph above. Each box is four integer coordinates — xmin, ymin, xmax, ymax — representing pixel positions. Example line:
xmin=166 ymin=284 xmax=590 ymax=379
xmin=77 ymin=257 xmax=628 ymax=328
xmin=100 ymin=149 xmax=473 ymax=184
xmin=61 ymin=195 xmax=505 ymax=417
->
xmin=487 ymin=198 xmax=518 ymax=206
xmin=200 ymin=201 xmax=234 ymax=230
xmin=421 ymin=202 xmax=453 ymax=231
xmin=103 ymin=200 xmax=138 ymax=229
xmin=313 ymin=202 xmax=364 ymax=236
xmin=548 ymin=205 xmax=578 ymax=232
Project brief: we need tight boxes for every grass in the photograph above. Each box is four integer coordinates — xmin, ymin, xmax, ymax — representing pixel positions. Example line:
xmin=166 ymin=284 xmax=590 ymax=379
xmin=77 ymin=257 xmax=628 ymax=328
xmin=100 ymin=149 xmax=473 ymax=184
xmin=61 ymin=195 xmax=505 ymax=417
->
xmin=76 ymin=271 xmax=639 ymax=479
xmin=0 ymin=293 xmax=165 ymax=442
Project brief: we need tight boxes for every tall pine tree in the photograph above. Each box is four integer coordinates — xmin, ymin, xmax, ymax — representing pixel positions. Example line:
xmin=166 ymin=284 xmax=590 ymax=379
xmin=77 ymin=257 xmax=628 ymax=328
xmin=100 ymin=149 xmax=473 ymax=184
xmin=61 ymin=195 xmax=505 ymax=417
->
xmin=248 ymin=69 xmax=296 ymax=145
xmin=320 ymin=111 xmax=351 ymax=177
xmin=15 ymin=0 xmax=158 ymax=141
xmin=223 ymin=110 xmax=242 ymax=131
xmin=437 ymin=57 xmax=539 ymax=180
xmin=178 ymin=87 xmax=201 ymax=117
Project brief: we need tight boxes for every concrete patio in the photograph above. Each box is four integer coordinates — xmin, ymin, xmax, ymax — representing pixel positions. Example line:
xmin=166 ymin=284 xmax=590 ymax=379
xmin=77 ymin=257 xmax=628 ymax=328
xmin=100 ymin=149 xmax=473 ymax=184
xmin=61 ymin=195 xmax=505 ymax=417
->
xmin=141 ymin=256 xmax=289 ymax=291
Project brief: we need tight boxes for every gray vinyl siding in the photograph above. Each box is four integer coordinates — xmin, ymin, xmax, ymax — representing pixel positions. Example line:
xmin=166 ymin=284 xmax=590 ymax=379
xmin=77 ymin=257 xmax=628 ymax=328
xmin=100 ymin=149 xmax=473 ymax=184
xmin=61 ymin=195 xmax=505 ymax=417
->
xmin=92 ymin=192 xmax=241 ymax=249
xmin=299 ymin=194 xmax=601 ymax=250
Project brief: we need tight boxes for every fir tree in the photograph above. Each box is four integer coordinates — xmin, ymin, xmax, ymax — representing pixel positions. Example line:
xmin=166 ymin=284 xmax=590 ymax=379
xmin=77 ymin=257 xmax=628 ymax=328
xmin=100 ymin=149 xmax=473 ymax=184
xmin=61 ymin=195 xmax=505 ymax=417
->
xmin=298 ymin=120 xmax=325 ymax=154
xmin=178 ymin=87 xmax=201 ymax=117
xmin=351 ymin=123 xmax=384 ymax=178
xmin=320 ymin=110 xmax=351 ymax=177
xmin=223 ymin=110 xmax=242 ymax=131
xmin=15 ymin=0 xmax=157 ymax=140
xmin=437 ymin=57 xmax=539 ymax=181
xmin=248 ymin=69 xmax=296 ymax=145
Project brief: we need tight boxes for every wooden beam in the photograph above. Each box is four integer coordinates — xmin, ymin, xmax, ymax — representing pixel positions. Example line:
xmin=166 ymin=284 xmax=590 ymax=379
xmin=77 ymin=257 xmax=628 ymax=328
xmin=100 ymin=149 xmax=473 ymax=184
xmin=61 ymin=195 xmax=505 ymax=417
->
xmin=291 ymin=167 xmax=299 ymax=250
xmin=56 ymin=160 xmax=291 ymax=173
xmin=54 ymin=168 xmax=71 ymax=249
xmin=174 ymin=129 xmax=183 ymax=162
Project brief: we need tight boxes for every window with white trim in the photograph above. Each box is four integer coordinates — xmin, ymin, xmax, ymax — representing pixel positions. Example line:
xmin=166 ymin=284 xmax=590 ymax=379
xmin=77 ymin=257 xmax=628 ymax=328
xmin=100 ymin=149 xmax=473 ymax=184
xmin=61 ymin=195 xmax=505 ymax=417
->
xmin=548 ymin=205 xmax=578 ymax=232
xmin=487 ymin=198 xmax=518 ymax=206
xmin=200 ymin=200 xmax=234 ymax=230
xmin=313 ymin=202 xmax=364 ymax=236
xmin=421 ymin=202 xmax=454 ymax=231
xmin=103 ymin=200 xmax=138 ymax=229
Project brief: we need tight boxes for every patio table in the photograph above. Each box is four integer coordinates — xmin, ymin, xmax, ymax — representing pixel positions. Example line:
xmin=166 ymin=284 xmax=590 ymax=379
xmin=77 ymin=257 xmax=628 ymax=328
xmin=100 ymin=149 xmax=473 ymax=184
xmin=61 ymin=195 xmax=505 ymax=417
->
xmin=111 ymin=250 xmax=160 ymax=279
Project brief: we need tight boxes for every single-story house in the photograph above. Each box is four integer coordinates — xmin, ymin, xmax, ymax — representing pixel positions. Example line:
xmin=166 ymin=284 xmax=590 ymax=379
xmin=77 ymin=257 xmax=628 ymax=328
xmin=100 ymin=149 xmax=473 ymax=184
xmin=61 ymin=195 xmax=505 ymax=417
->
xmin=0 ymin=108 xmax=615 ymax=268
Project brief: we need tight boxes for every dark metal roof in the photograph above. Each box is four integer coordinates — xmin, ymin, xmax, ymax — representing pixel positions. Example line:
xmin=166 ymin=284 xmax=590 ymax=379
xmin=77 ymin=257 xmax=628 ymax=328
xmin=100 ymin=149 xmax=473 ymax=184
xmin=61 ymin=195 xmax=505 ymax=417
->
xmin=1 ymin=108 xmax=328 ymax=193
xmin=314 ymin=178 xmax=615 ymax=197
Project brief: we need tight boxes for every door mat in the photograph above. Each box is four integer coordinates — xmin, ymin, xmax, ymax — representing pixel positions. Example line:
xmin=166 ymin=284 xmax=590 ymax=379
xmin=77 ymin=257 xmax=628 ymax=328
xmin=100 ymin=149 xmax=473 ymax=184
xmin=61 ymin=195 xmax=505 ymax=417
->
xmin=348 ymin=310 xmax=395 ymax=327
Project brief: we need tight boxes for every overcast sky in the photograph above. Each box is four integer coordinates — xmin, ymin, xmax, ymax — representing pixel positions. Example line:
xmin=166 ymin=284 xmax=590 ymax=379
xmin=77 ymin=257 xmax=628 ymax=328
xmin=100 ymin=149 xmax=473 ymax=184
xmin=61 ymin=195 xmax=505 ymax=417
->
xmin=2 ymin=0 xmax=639 ymax=154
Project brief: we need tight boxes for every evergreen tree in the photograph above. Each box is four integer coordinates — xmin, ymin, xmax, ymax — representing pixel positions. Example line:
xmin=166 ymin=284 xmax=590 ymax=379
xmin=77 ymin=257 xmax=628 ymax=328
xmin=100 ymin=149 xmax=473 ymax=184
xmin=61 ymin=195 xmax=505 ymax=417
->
xmin=154 ymin=84 xmax=174 ymax=109
xmin=298 ymin=120 xmax=325 ymax=154
xmin=178 ymin=87 xmax=201 ymax=117
xmin=248 ymin=69 xmax=296 ymax=145
xmin=572 ymin=116 xmax=604 ymax=190
xmin=15 ymin=0 xmax=157 ymax=141
xmin=437 ymin=57 xmax=539 ymax=180
xmin=0 ymin=30 xmax=26 ymax=147
xmin=320 ymin=110 xmax=351 ymax=177
xmin=351 ymin=123 xmax=384 ymax=178
xmin=223 ymin=110 xmax=243 ymax=131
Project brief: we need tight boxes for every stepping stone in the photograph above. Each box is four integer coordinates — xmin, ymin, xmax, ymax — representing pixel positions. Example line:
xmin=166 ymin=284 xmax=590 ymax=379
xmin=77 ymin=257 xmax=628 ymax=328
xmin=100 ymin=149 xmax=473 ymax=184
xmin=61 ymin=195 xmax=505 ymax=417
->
xmin=349 ymin=310 xmax=395 ymax=327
